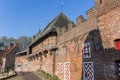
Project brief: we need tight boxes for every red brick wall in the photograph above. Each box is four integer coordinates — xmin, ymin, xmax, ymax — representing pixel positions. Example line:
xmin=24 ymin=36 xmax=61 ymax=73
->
xmin=15 ymin=55 xmax=28 ymax=72
xmin=56 ymin=40 xmax=83 ymax=80
xmin=27 ymin=0 xmax=120 ymax=80
xmin=28 ymin=51 xmax=54 ymax=74
xmin=98 ymin=6 xmax=120 ymax=49
xmin=32 ymin=36 xmax=57 ymax=54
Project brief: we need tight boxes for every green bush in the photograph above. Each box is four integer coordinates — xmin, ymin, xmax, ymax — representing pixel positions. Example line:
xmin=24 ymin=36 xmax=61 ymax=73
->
xmin=46 ymin=73 xmax=53 ymax=79
xmin=40 ymin=70 xmax=45 ymax=74
xmin=51 ymin=75 xmax=60 ymax=80
xmin=37 ymin=69 xmax=60 ymax=80
xmin=48 ymin=73 xmax=52 ymax=78
xmin=42 ymin=71 xmax=46 ymax=75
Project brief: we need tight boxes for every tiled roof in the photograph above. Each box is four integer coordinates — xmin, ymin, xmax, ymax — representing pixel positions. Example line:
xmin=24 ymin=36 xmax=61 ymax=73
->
xmin=30 ymin=12 xmax=72 ymax=46
xmin=0 ymin=48 xmax=10 ymax=58
xmin=16 ymin=50 xmax=27 ymax=55
xmin=0 ymin=44 xmax=17 ymax=58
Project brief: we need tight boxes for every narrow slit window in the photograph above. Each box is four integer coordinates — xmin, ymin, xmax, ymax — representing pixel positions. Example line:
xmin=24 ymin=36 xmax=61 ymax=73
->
xmin=100 ymin=0 xmax=102 ymax=4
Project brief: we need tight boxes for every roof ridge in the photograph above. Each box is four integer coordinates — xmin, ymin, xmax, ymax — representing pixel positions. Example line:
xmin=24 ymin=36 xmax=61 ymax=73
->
xmin=6 ymin=44 xmax=17 ymax=55
xmin=30 ymin=12 xmax=72 ymax=46
xmin=33 ymin=12 xmax=65 ymax=42
xmin=43 ymin=12 xmax=63 ymax=32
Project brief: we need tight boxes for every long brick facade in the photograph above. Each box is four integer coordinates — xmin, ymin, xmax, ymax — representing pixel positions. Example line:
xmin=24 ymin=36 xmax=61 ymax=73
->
xmin=16 ymin=0 xmax=120 ymax=80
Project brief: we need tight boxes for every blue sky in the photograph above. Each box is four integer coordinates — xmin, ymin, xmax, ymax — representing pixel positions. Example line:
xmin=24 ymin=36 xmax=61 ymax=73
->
xmin=0 ymin=0 xmax=94 ymax=38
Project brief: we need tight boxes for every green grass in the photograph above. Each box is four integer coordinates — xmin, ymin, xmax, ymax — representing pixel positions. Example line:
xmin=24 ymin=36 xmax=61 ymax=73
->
xmin=37 ymin=69 xmax=61 ymax=80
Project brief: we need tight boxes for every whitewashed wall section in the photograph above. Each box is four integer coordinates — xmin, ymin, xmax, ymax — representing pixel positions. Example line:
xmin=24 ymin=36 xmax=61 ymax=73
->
xmin=57 ymin=62 xmax=70 ymax=80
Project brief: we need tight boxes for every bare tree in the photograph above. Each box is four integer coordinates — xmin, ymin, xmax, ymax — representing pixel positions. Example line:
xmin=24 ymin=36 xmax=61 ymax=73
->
xmin=18 ymin=36 xmax=32 ymax=51
xmin=0 ymin=36 xmax=32 ymax=51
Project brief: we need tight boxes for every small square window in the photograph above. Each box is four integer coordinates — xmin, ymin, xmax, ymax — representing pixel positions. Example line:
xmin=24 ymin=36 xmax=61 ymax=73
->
xmin=17 ymin=64 xmax=21 ymax=67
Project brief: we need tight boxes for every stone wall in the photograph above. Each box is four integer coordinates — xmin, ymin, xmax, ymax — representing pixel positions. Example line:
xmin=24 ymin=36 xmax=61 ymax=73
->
xmin=56 ymin=0 xmax=120 ymax=80
xmin=98 ymin=5 xmax=120 ymax=49
xmin=26 ymin=0 xmax=120 ymax=80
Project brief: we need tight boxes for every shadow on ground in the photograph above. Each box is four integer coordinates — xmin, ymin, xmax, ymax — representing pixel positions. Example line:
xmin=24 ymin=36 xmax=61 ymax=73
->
xmin=18 ymin=72 xmax=42 ymax=80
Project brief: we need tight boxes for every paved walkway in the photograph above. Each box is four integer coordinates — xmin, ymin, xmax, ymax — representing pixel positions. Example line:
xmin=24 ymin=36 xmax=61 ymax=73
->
xmin=18 ymin=72 xmax=42 ymax=80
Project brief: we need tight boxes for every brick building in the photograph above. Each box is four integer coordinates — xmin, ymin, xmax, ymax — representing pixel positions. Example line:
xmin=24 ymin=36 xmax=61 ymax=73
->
xmin=15 ymin=50 xmax=28 ymax=72
xmin=0 ymin=43 xmax=20 ymax=73
xmin=23 ymin=0 xmax=120 ymax=80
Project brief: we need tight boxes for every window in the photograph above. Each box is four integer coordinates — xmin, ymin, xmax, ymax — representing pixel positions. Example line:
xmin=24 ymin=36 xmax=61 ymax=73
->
xmin=114 ymin=39 xmax=120 ymax=50
xmin=100 ymin=0 xmax=102 ymax=4
xmin=83 ymin=43 xmax=91 ymax=58
xmin=17 ymin=64 xmax=21 ymax=67
xmin=24 ymin=64 xmax=28 ymax=67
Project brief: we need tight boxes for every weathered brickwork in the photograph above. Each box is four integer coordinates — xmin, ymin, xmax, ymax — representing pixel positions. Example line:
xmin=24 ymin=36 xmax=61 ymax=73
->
xmin=15 ymin=51 xmax=28 ymax=72
xmin=98 ymin=7 xmax=120 ymax=49
xmin=29 ymin=52 xmax=54 ymax=75
xmin=15 ymin=0 xmax=120 ymax=80
xmin=0 ymin=43 xmax=20 ymax=73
